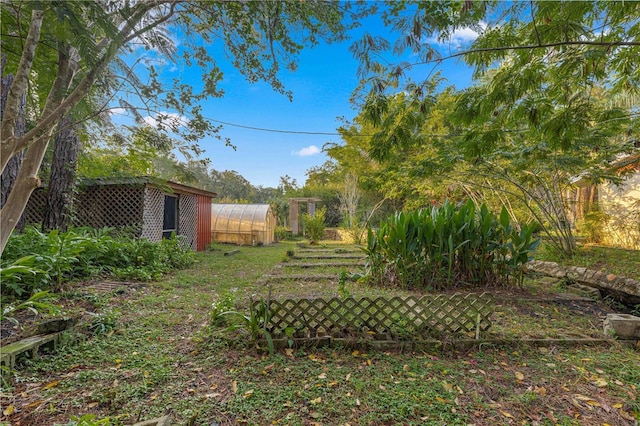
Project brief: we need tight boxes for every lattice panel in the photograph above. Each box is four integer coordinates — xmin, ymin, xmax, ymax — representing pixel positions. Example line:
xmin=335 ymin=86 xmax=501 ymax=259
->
xmin=22 ymin=185 xmax=145 ymax=231
xmin=179 ymin=194 xmax=197 ymax=250
xmin=23 ymin=188 xmax=47 ymax=224
xmin=75 ymin=185 xmax=144 ymax=230
xmin=256 ymin=293 xmax=493 ymax=338
xmin=141 ymin=187 xmax=164 ymax=242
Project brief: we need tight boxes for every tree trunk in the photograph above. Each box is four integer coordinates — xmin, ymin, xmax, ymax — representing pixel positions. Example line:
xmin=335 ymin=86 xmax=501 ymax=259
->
xmin=1 ymin=71 xmax=27 ymax=231
xmin=43 ymin=115 xmax=80 ymax=231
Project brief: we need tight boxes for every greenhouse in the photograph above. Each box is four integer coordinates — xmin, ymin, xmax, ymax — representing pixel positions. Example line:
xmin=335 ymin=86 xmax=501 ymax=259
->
xmin=211 ymin=204 xmax=275 ymax=246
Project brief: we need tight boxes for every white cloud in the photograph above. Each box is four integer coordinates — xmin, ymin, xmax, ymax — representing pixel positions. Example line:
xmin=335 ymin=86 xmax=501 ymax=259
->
xmin=142 ymin=112 xmax=187 ymax=128
xmin=109 ymin=107 xmax=127 ymax=116
xmin=292 ymin=145 xmax=321 ymax=157
xmin=426 ymin=22 xmax=487 ymax=51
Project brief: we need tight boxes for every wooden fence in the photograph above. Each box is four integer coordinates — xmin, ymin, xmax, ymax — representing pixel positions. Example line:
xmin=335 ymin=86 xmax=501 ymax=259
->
xmin=255 ymin=293 xmax=494 ymax=339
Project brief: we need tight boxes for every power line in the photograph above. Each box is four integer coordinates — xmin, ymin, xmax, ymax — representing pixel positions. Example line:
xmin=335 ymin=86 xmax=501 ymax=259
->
xmin=207 ymin=117 xmax=342 ymax=136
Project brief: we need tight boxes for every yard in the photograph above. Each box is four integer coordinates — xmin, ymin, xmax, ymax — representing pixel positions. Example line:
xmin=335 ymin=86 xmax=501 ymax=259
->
xmin=1 ymin=241 xmax=639 ymax=425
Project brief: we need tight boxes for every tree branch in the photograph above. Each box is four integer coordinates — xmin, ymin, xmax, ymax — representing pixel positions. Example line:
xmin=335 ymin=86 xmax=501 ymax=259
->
xmin=1 ymin=9 xmax=43 ymax=172
xmin=397 ymin=39 xmax=640 ymax=75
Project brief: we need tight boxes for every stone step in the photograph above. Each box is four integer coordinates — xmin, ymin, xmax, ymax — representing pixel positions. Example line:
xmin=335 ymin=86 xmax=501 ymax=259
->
xmin=282 ymin=262 xmax=365 ymax=268
xmin=293 ymin=254 xmax=365 ymax=260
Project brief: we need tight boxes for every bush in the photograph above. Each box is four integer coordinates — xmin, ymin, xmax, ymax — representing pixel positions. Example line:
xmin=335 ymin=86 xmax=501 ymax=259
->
xmin=364 ymin=199 xmax=540 ymax=291
xmin=302 ymin=207 xmax=326 ymax=244
xmin=274 ymin=226 xmax=291 ymax=241
xmin=2 ymin=227 xmax=195 ymax=299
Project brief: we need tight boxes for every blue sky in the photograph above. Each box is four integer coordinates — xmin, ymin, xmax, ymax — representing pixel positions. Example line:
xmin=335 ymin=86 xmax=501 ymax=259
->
xmin=117 ymin=10 xmax=482 ymax=189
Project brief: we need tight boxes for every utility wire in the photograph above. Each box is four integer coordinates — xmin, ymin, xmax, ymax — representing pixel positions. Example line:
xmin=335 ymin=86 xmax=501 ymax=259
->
xmin=207 ymin=118 xmax=342 ymax=136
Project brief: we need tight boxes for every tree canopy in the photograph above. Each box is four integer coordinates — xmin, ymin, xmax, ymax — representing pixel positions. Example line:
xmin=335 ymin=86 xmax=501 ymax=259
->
xmin=327 ymin=1 xmax=639 ymax=254
xmin=0 ymin=0 xmax=365 ymax=253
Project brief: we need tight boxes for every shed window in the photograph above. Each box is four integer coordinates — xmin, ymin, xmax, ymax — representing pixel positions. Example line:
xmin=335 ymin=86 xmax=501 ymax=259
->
xmin=163 ymin=195 xmax=178 ymax=239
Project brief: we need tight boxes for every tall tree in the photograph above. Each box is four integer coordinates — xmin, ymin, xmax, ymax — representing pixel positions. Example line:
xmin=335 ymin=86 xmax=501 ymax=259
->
xmin=353 ymin=1 xmax=640 ymax=255
xmin=0 ymin=0 xmax=363 ymax=253
xmin=0 ymin=61 xmax=26 ymax=232
xmin=42 ymin=114 xmax=79 ymax=230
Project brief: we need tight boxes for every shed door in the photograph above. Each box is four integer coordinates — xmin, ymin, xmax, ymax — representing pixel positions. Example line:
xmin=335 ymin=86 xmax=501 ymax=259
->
xmin=163 ymin=195 xmax=178 ymax=239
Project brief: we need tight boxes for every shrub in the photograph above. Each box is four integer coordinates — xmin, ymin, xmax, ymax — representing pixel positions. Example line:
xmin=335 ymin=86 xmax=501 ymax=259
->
xmin=274 ymin=226 xmax=291 ymax=241
xmin=364 ymin=199 xmax=540 ymax=291
xmin=301 ymin=207 xmax=326 ymax=244
xmin=2 ymin=227 xmax=196 ymax=298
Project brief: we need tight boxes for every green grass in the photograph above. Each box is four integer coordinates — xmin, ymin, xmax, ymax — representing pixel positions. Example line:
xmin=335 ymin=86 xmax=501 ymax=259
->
xmin=535 ymin=242 xmax=640 ymax=279
xmin=1 ymin=242 xmax=639 ymax=425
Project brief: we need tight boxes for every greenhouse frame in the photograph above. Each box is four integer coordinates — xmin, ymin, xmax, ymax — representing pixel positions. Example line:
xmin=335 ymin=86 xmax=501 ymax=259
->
xmin=210 ymin=204 xmax=275 ymax=246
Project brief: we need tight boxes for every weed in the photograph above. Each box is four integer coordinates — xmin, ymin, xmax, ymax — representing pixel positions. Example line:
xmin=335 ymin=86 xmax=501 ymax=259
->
xmin=209 ymin=292 xmax=237 ymax=327
xmin=337 ymin=270 xmax=351 ymax=299
xmin=219 ymin=298 xmax=275 ymax=355
xmin=1 ymin=291 xmax=60 ymax=326
xmin=64 ymin=414 xmax=111 ymax=425
xmin=86 ymin=309 xmax=119 ymax=335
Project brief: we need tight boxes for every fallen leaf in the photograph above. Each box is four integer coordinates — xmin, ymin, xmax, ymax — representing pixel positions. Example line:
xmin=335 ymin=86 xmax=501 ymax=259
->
xmin=612 ymin=403 xmax=623 ymax=409
xmin=317 ymin=373 xmax=327 ymax=379
xmin=285 ymin=348 xmax=294 ymax=358
xmin=515 ymin=371 xmax=525 ymax=381
xmin=310 ymin=397 xmax=321 ymax=405
xmin=592 ymin=378 xmax=608 ymax=387
xmin=232 ymin=381 xmax=238 ymax=393
xmin=356 ymin=398 xmax=361 ymax=406
xmin=262 ymin=364 xmax=275 ymax=375
xmin=42 ymin=381 xmax=59 ymax=390
xmin=586 ymin=400 xmax=601 ymax=407
xmin=500 ymin=410 xmax=514 ymax=419
xmin=619 ymin=410 xmax=635 ymax=421
xmin=534 ymin=386 xmax=547 ymax=396
xmin=243 ymin=389 xmax=254 ymax=398
xmin=205 ymin=393 xmax=221 ymax=398
xmin=87 ymin=402 xmax=99 ymax=408
xmin=442 ymin=381 xmax=454 ymax=392
xmin=25 ymin=400 xmax=43 ymax=409
xmin=3 ymin=405 xmax=15 ymax=416
xmin=345 ymin=373 xmax=351 ymax=381
xmin=574 ymin=394 xmax=593 ymax=402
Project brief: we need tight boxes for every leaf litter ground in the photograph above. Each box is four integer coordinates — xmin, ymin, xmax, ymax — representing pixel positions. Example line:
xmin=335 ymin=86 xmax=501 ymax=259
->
xmin=1 ymin=242 xmax=638 ymax=425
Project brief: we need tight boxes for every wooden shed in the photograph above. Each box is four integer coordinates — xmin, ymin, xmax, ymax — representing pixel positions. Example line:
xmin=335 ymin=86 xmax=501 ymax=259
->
xmin=24 ymin=177 xmax=217 ymax=251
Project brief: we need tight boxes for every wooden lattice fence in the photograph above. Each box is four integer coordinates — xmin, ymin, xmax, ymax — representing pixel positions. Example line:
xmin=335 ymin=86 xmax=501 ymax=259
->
xmin=23 ymin=184 xmax=145 ymax=232
xmin=255 ymin=293 xmax=493 ymax=339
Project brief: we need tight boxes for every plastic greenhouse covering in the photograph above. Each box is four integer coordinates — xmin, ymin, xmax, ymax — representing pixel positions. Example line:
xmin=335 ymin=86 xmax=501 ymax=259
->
xmin=210 ymin=204 xmax=275 ymax=246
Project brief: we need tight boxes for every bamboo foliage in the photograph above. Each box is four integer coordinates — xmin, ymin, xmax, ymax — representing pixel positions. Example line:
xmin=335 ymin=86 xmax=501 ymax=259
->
xmin=364 ymin=199 xmax=540 ymax=290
